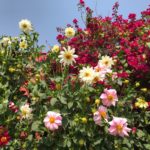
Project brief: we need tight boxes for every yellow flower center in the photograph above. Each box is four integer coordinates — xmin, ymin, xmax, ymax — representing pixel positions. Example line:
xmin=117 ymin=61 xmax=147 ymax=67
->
xmin=1 ymin=137 xmax=7 ymax=143
xmin=68 ymin=31 xmax=72 ymax=35
xmin=23 ymin=24 xmax=27 ymax=29
xmin=93 ymin=76 xmax=99 ymax=83
xmin=104 ymin=60 xmax=109 ymax=65
xmin=22 ymin=110 xmax=27 ymax=116
xmin=108 ymin=95 xmax=114 ymax=101
xmin=84 ymin=72 xmax=90 ymax=77
xmin=64 ymin=53 xmax=72 ymax=60
xmin=49 ymin=117 xmax=55 ymax=123
xmin=116 ymin=124 xmax=123 ymax=133
xmin=100 ymin=111 xmax=106 ymax=118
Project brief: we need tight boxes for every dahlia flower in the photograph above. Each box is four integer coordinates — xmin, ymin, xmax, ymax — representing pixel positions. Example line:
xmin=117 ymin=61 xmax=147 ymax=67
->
xmin=99 ymin=55 xmax=114 ymax=68
xmin=20 ymin=104 xmax=32 ymax=119
xmin=93 ymin=106 xmax=108 ymax=125
xmin=79 ymin=66 xmax=95 ymax=84
xmin=43 ymin=111 xmax=62 ymax=131
xmin=51 ymin=45 xmax=60 ymax=53
xmin=108 ymin=117 xmax=131 ymax=137
xmin=65 ymin=27 xmax=75 ymax=38
xmin=58 ymin=46 xmax=78 ymax=66
xmin=100 ymin=89 xmax=118 ymax=107
xmin=135 ymin=98 xmax=148 ymax=109
xmin=19 ymin=19 xmax=33 ymax=33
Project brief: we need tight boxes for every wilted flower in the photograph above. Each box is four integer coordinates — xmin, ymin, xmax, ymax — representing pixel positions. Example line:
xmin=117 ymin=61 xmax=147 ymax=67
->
xmin=65 ymin=27 xmax=75 ymax=38
xmin=58 ymin=46 xmax=78 ymax=66
xmin=19 ymin=19 xmax=33 ymax=33
xmin=100 ymin=89 xmax=118 ymax=107
xmin=43 ymin=111 xmax=62 ymax=131
xmin=108 ymin=117 xmax=131 ymax=137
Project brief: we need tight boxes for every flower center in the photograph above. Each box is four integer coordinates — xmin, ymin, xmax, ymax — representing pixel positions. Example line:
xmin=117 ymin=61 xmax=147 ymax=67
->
xmin=93 ymin=76 xmax=99 ymax=83
xmin=23 ymin=24 xmax=27 ymax=29
xmin=84 ymin=72 xmax=90 ymax=77
xmin=116 ymin=124 xmax=123 ymax=133
xmin=65 ymin=53 xmax=72 ymax=60
xmin=67 ymin=31 xmax=73 ymax=35
xmin=22 ymin=110 xmax=27 ymax=116
xmin=104 ymin=60 xmax=109 ymax=65
xmin=1 ymin=136 xmax=7 ymax=143
xmin=49 ymin=117 xmax=55 ymax=123
xmin=100 ymin=111 xmax=106 ymax=118
xmin=108 ymin=95 xmax=114 ymax=101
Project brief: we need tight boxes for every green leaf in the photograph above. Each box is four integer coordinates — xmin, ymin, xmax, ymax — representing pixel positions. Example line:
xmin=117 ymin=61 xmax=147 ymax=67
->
xmin=59 ymin=97 xmax=67 ymax=104
xmin=68 ymin=102 xmax=73 ymax=109
xmin=50 ymin=98 xmax=57 ymax=106
xmin=31 ymin=121 xmax=41 ymax=131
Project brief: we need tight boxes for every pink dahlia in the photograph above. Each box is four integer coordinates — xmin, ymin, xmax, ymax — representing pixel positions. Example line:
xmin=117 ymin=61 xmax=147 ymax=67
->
xmin=43 ymin=111 xmax=62 ymax=131
xmin=93 ymin=106 xmax=108 ymax=125
xmin=100 ymin=89 xmax=118 ymax=107
xmin=108 ymin=117 xmax=131 ymax=137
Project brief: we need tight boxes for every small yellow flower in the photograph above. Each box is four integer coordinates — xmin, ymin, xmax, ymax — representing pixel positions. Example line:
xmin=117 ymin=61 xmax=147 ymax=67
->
xmin=56 ymin=83 xmax=62 ymax=90
xmin=135 ymin=82 xmax=140 ymax=87
xmin=135 ymin=98 xmax=148 ymax=109
xmin=81 ymin=117 xmax=87 ymax=124
xmin=92 ymin=108 xmax=97 ymax=113
xmin=51 ymin=45 xmax=60 ymax=53
xmin=8 ymin=67 xmax=16 ymax=73
xmin=19 ymin=41 xmax=28 ymax=49
xmin=85 ymin=97 xmax=90 ymax=102
xmin=123 ymin=80 xmax=129 ymax=84
xmin=65 ymin=27 xmax=75 ymax=38
xmin=79 ymin=139 xmax=85 ymax=146
xmin=95 ymin=99 xmax=100 ymax=105
xmin=140 ymin=88 xmax=147 ymax=92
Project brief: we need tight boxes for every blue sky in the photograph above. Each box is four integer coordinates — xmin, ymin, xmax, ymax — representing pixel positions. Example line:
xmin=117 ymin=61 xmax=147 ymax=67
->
xmin=0 ymin=0 xmax=149 ymax=50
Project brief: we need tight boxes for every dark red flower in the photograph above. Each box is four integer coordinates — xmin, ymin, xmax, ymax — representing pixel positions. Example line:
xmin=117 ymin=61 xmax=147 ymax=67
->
xmin=0 ymin=132 xmax=10 ymax=147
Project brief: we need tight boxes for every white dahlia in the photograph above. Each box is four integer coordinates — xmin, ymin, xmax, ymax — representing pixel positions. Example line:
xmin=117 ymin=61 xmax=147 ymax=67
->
xmin=58 ymin=46 xmax=78 ymax=66
xmin=19 ymin=19 xmax=33 ymax=33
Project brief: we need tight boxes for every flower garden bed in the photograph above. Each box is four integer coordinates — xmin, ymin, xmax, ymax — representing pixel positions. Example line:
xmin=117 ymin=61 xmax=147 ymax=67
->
xmin=0 ymin=1 xmax=150 ymax=149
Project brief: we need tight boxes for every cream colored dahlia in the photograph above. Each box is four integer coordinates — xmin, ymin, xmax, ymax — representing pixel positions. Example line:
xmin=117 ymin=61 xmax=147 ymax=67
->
xmin=19 ymin=19 xmax=33 ymax=33
xmin=51 ymin=45 xmax=60 ymax=53
xmin=20 ymin=104 xmax=32 ymax=119
xmin=65 ymin=27 xmax=75 ymax=38
xmin=99 ymin=55 xmax=114 ymax=68
xmin=58 ymin=46 xmax=78 ymax=66
xmin=79 ymin=66 xmax=95 ymax=84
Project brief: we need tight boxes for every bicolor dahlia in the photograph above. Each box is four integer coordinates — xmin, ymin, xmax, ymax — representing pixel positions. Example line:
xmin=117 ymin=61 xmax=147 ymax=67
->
xmin=43 ymin=111 xmax=62 ymax=131
xmin=100 ymin=89 xmax=118 ymax=107
xmin=19 ymin=19 xmax=33 ymax=33
xmin=65 ymin=27 xmax=75 ymax=38
xmin=93 ymin=106 xmax=108 ymax=125
xmin=79 ymin=66 xmax=95 ymax=84
xmin=108 ymin=117 xmax=131 ymax=137
xmin=58 ymin=46 xmax=78 ymax=66
xmin=20 ymin=104 xmax=32 ymax=119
